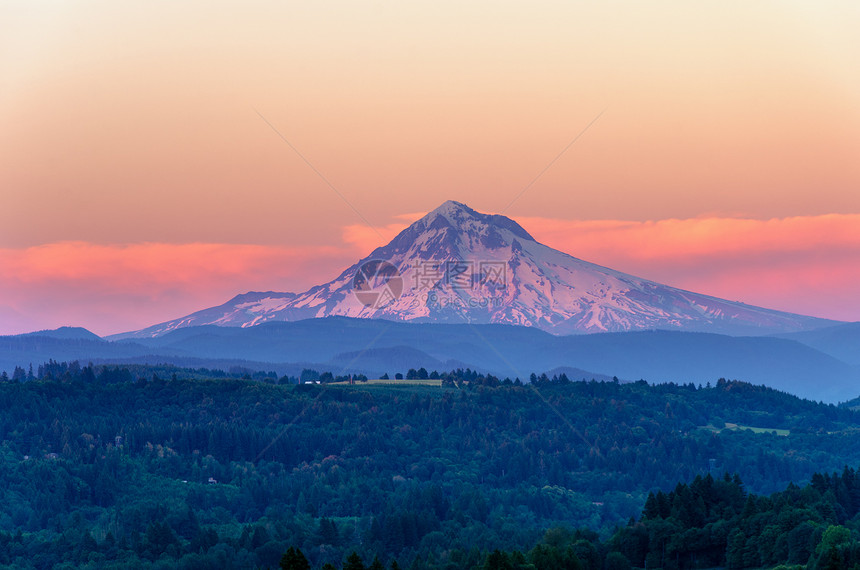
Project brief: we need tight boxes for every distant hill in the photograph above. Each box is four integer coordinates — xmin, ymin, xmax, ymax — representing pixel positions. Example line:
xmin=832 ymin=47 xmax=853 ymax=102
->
xmin=774 ymin=322 xmax=860 ymax=365
xmin=20 ymin=326 xmax=102 ymax=341
xmin=4 ymin=317 xmax=858 ymax=402
xmin=543 ymin=366 xmax=614 ymax=382
xmin=0 ymin=334 xmax=157 ymax=375
xmin=325 ymin=345 xmax=469 ymax=376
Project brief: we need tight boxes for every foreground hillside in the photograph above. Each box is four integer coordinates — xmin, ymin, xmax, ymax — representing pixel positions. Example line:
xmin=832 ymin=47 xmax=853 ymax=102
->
xmin=2 ymin=366 xmax=860 ymax=568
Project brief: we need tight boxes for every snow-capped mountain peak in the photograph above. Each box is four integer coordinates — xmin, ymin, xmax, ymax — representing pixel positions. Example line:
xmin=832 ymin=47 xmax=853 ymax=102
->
xmin=114 ymin=201 xmax=835 ymax=338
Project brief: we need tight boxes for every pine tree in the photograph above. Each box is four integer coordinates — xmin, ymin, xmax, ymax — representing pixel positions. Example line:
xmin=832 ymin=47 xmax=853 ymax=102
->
xmin=318 ymin=517 xmax=339 ymax=546
xmin=605 ymin=552 xmax=632 ymax=570
xmin=484 ymin=550 xmax=512 ymax=570
xmin=345 ymin=552 xmax=366 ymax=570
xmin=726 ymin=528 xmax=746 ymax=569
xmin=281 ymin=547 xmax=311 ymax=570
xmin=252 ymin=525 xmax=270 ymax=549
xmin=643 ymin=492 xmax=659 ymax=520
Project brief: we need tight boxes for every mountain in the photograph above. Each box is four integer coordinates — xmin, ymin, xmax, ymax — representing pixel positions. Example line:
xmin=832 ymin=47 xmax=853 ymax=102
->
xmin=111 ymin=318 xmax=860 ymax=402
xmin=20 ymin=326 xmax=102 ymax=341
xmin=774 ymin=322 xmax=860 ymax=366
xmin=114 ymin=200 xmax=836 ymax=338
xmin=0 ymin=332 xmax=149 ymax=376
xmin=4 ymin=317 xmax=858 ymax=401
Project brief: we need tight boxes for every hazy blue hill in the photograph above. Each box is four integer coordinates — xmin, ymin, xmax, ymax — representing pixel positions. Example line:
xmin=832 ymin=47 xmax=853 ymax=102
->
xmin=543 ymin=366 xmax=614 ymax=382
xmin=325 ymin=345 xmax=466 ymax=376
xmin=0 ymin=334 xmax=158 ymax=375
xmin=774 ymin=321 xmax=860 ymax=365
xmin=545 ymin=330 xmax=860 ymax=402
xmin=3 ymin=317 xmax=858 ymax=402
xmin=20 ymin=326 xmax=102 ymax=341
xmin=122 ymin=318 xmax=553 ymax=367
xmin=129 ymin=319 xmax=859 ymax=401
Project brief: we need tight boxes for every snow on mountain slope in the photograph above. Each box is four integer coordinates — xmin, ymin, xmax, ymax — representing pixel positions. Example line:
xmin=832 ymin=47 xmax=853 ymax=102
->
xmin=113 ymin=201 xmax=836 ymax=339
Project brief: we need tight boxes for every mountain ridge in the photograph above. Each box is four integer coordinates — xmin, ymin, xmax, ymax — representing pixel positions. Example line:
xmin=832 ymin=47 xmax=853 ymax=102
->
xmin=6 ymin=317 xmax=858 ymax=402
xmin=111 ymin=200 xmax=838 ymax=339
xmin=17 ymin=326 xmax=103 ymax=341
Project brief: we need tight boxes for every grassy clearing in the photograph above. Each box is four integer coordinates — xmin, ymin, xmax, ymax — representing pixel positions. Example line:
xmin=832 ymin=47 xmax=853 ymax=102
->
xmin=332 ymin=378 xmax=443 ymax=387
xmin=700 ymin=423 xmax=790 ymax=436
xmin=726 ymin=422 xmax=790 ymax=436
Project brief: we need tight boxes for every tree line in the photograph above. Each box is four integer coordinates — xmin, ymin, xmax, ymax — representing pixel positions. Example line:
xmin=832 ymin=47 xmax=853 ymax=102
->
xmin=1 ymin=361 xmax=859 ymax=568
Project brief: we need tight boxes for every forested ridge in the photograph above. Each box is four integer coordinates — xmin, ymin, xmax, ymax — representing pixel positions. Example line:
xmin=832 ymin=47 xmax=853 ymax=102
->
xmin=1 ymin=362 xmax=860 ymax=568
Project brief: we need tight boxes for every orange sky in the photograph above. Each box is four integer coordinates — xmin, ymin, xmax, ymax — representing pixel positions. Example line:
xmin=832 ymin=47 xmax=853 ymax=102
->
xmin=1 ymin=2 xmax=859 ymax=335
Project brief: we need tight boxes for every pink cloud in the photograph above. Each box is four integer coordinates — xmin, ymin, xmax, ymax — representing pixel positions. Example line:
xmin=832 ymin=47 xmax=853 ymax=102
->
xmin=0 ymin=242 xmax=355 ymax=336
xmin=517 ymin=214 xmax=860 ymax=321
xmin=518 ymin=214 xmax=860 ymax=262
